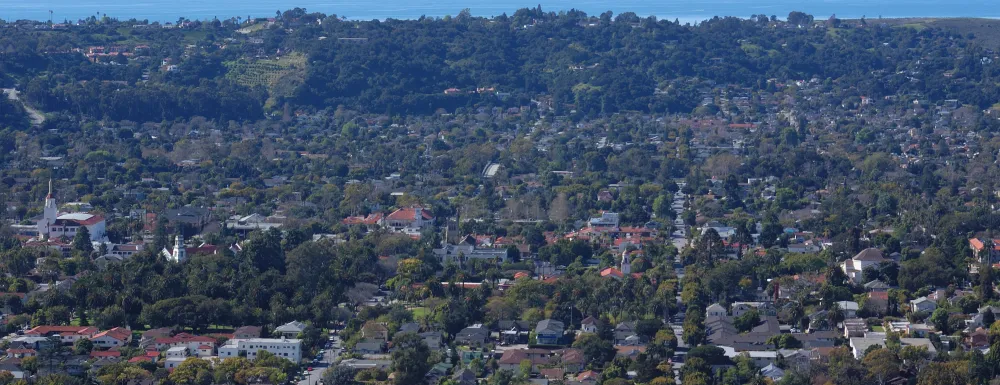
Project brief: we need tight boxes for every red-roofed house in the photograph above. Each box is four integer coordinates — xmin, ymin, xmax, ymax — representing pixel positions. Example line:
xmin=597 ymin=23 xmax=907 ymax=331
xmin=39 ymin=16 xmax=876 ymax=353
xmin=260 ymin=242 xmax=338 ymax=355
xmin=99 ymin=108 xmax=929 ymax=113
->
xmin=90 ymin=350 xmax=121 ymax=358
xmin=866 ymin=291 xmax=889 ymax=315
xmin=197 ymin=345 xmax=214 ymax=357
xmin=497 ymin=349 xmax=552 ymax=373
xmin=342 ymin=213 xmax=384 ymax=226
xmin=185 ymin=243 xmax=219 ymax=256
xmin=970 ymin=238 xmax=1000 ymax=265
xmin=381 ymin=207 xmax=434 ymax=233
xmin=233 ymin=326 xmax=262 ymax=339
xmin=154 ymin=333 xmax=217 ymax=352
xmin=600 ymin=267 xmax=624 ymax=280
xmin=577 ymin=370 xmax=600 ymax=384
xmin=25 ymin=326 xmax=98 ymax=344
xmin=91 ymin=327 xmax=132 ymax=348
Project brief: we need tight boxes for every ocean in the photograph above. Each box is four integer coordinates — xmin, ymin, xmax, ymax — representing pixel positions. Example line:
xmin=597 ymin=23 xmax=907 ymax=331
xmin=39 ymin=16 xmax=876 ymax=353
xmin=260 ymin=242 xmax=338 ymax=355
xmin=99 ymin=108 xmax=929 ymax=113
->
xmin=1 ymin=0 xmax=999 ymax=24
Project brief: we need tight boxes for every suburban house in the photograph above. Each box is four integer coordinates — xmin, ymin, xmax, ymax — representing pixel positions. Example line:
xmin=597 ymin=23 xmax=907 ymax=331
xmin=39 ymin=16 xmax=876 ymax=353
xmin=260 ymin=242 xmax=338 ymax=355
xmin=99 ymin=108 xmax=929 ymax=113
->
xmin=969 ymin=238 xmax=1000 ymax=265
xmin=162 ymin=207 xmax=212 ymax=232
xmin=152 ymin=333 xmax=217 ymax=352
xmin=382 ymin=207 xmax=434 ymax=233
xmin=580 ymin=316 xmax=599 ymax=334
xmin=24 ymin=326 xmax=99 ymax=344
xmin=910 ymin=297 xmax=937 ymax=313
xmin=840 ymin=248 xmax=892 ymax=283
xmin=535 ymin=319 xmax=565 ymax=345
xmin=361 ymin=322 xmax=389 ymax=342
xmin=433 ymin=243 xmax=508 ymax=264
xmin=90 ymin=327 xmax=132 ymax=348
xmin=497 ymin=348 xmax=553 ymax=373
xmin=613 ymin=322 xmax=638 ymax=345
xmin=354 ymin=340 xmax=385 ymax=355
xmin=835 ymin=301 xmax=860 ymax=319
xmin=454 ymin=325 xmax=489 ymax=346
xmin=234 ymin=326 xmax=262 ymax=339
xmin=419 ymin=331 xmax=444 ymax=350
xmin=275 ymin=321 xmax=306 ymax=338
xmin=497 ymin=320 xmax=532 ymax=345
xmin=707 ymin=303 xmax=728 ymax=318
xmin=732 ymin=302 xmax=777 ymax=317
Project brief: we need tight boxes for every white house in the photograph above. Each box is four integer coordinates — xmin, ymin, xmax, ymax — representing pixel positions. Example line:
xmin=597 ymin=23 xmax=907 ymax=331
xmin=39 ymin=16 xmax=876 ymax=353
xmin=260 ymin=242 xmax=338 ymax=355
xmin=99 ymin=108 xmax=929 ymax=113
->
xmin=166 ymin=346 xmax=189 ymax=358
xmin=910 ymin=297 xmax=937 ymax=313
xmin=707 ymin=303 xmax=727 ymax=318
xmin=433 ymin=244 xmax=508 ymax=264
xmin=381 ymin=207 xmax=434 ymax=233
xmin=589 ymin=212 xmax=620 ymax=229
xmin=275 ymin=321 xmax=306 ymax=338
xmin=217 ymin=337 xmax=301 ymax=363
xmin=841 ymin=248 xmax=891 ymax=283
xmin=90 ymin=327 xmax=132 ymax=348
xmin=836 ymin=301 xmax=860 ymax=319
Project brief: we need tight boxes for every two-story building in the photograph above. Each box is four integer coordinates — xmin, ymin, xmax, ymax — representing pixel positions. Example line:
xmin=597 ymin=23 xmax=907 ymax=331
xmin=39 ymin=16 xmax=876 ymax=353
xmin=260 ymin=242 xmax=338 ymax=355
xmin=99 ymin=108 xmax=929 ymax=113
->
xmin=217 ymin=337 xmax=301 ymax=363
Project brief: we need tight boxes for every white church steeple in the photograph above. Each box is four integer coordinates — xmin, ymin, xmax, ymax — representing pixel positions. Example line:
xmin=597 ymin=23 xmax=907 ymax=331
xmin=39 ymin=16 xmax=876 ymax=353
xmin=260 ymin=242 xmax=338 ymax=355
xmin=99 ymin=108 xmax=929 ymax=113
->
xmin=172 ymin=235 xmax=186 ymax=262
xmin=38 ymin=178 xmax=57 ymax=240
xmin=620 ymin=250 xmax=631 ymax=275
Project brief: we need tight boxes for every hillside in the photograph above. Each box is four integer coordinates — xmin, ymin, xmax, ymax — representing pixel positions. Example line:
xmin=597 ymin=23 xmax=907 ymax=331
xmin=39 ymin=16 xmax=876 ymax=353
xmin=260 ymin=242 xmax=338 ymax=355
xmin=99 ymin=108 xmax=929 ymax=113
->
xmin=860 ymin=17 xmax=1000 ymax=48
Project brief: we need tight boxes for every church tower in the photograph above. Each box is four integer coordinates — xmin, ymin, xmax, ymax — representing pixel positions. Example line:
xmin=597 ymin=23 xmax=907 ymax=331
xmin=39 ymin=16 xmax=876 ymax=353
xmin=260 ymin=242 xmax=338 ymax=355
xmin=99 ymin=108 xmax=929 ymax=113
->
xmin=38 ymin=178 xmax=57 ymax=239
xmin=620 ymin=250 xmax=631 ymax=275
xmin=172 ymin=235 xmax=186 ymax=262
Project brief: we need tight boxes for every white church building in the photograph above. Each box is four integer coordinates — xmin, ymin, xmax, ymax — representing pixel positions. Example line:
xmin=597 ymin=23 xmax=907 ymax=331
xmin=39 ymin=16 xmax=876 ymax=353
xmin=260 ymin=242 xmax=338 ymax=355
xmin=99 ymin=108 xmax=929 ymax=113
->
xmin=36 ymin=180 xmax=106 ymax=242
xmin=161 ymin=235 xmax=188 ymax=263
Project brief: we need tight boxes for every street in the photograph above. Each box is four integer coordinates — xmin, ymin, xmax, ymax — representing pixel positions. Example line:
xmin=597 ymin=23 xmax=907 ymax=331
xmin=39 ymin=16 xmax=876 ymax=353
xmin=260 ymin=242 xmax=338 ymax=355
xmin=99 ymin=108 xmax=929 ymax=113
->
xmin=298 ymin=335 xmax=341 ymax=385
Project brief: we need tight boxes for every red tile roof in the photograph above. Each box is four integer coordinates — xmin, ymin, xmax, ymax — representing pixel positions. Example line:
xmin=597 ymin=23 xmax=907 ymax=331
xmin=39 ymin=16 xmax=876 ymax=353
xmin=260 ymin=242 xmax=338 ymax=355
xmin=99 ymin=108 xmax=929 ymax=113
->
xmin=25 ymin=326 xmax=98 ymax=337
xmin=90 ymin=350 xmax=121 ymax=358
xmin=600 ymin=268 xmax=623 ymax=279
xmin=385 ymin=207 xmax=433 ymax=221
xmin=342 ymin=213 xmax=384 ymax=225
xmin=92 ymin=327 xmax=131 ymax=342
xmin=155 ymin=333 xmax=216 ymax=345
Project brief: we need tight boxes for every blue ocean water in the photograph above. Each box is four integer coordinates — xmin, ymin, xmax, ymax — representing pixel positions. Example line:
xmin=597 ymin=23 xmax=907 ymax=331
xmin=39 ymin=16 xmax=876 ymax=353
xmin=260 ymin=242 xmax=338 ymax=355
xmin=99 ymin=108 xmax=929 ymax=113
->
xmin=0 ymin=0 xmax=998 ymax=23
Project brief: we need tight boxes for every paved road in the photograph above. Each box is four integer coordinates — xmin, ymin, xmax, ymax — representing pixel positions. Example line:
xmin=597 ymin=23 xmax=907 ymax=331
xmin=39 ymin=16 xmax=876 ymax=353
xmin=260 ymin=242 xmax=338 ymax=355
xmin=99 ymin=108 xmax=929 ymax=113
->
xmin=2 ymin=88 xmax=45 ymax=126
xmin=298 ymin=336 xmax=341 ymax=385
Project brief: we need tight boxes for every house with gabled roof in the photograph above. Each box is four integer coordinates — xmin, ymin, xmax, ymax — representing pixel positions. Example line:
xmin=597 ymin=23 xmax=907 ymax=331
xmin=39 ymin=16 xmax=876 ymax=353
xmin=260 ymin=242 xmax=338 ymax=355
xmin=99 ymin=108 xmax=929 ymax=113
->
xmin=90 ymin=327 xmax=132 ymax=348
xmin=580 ymin=316 xmax=599 ymax=334
xmin=233 ymin=326 xmax=262 ymax=339
xmin=841 ymin=248 xmax=891 ymax=283
xmin=381 ymin=206 xmax=434 ymax=233
xmin=24 ymin=326 xmax=98 ymax=344
xmin=535 ymin=319 xmax=565 ymax=345
xmin=275 ymin=321 xmax=306 ymax=338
